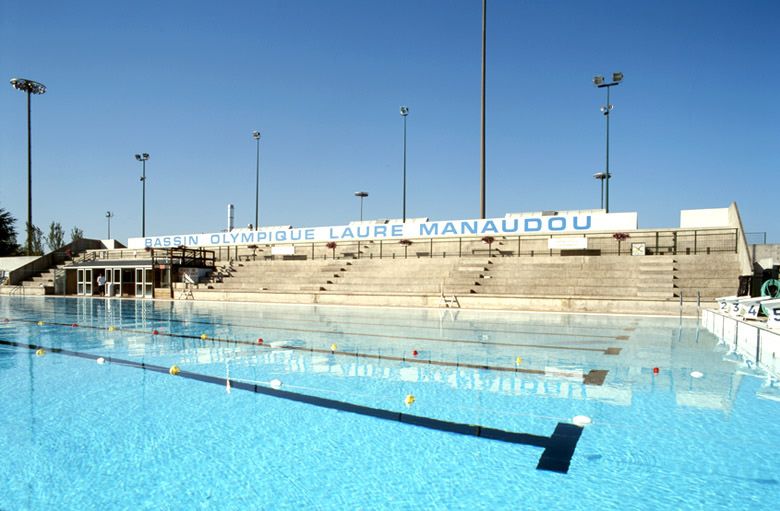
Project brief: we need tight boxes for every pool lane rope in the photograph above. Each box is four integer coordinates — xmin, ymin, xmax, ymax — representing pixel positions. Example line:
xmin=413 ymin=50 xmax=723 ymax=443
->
xmin=0 ymin=337 xmax=584 ymax=474
xmin=5 ymin=318 xmax=609 ymax=385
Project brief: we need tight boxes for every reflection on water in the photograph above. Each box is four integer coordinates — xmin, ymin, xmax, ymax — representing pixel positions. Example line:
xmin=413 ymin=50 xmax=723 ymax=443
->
xmin=0 ymin=296 xmax=764 ymax=415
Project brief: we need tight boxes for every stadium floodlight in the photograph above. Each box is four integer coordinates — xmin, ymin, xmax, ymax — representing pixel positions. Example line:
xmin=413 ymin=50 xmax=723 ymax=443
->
xmin=134 ymin=153 xmax=150 ymax=237
xmin=252 ymin=130 xmax=261 ymax=229
xmin=10 ymin=77 xmax=47 ymax=255
xmin=592 ymin=72 xmax=624 ymax=213
xmin=400 ymin=106 xmax=409 ymax=223
xmin=354 ymin=191 xmax=369 ymax=222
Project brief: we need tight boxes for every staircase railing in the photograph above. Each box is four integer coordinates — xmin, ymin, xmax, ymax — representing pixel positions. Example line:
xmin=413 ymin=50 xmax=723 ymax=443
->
xmin=7 ymin=238 xmax=103 ymax=285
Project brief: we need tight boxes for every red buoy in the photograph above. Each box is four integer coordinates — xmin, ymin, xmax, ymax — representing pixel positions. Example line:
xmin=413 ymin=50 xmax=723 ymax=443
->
xmin=412 ymin=350 xmax=419 ymax=357
xmin=257 ymin=338 xmax=264 ymax=344
xmin=153 ymin=329 xmax=159 ymax=335
xmin=72 ymin=323 xmax=78 ymax=328
xmin=653 ymin=367 xmax=659 ymax=374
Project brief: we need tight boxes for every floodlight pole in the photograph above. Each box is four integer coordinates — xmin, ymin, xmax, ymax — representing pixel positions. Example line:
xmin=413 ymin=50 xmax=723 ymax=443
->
xmin=26 ymin=90 xmax=32 ymax=252
xmin=400 ymin=107 xmax=409 ymax=223
xmin=106 ymin=211 xmax=113 ymax=239
xmin=605 ymin=85 xmax=611 ymax=213
xmin=135 ymin=153 xmax=149 ymax=237
xmin=594 ymin=72 xmax=622 ymax=213
xmin=354 ymin=191 xmax=368 ymax=222
xmin=252 ymin=130 xmax=261 ymax=229
xmin=480 ymin=0 xmax=487 ymax=219
xmin=10 ymin=78 xmax=46 ymax=255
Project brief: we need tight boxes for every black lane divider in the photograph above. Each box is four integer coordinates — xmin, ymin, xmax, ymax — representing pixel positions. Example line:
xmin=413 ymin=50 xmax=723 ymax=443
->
xmin=0 ymin=338 xmax=584 ymax=474
xmin=8 ymin=319 xmax=610 ymax=385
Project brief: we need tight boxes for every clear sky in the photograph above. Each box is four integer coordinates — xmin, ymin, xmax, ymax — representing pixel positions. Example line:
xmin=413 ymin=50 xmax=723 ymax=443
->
xmin=1 ymin=0 xmax=778 ymax=245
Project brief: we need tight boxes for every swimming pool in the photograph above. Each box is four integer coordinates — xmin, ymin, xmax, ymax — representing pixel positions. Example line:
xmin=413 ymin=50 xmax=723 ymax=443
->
xmin=1 ymin=296 xmax=778 ymax=509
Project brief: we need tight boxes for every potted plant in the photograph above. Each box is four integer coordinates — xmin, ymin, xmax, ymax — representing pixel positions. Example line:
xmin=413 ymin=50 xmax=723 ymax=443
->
xmin=326 ymin=241 xmax=337 ymax=260
xmin=612 ymin=232 xmax=630 ymax=255
xmin=399 ymin=239 xmax=412 ymax=258
xmin=481 ymin=236 xmax=495 ymax=257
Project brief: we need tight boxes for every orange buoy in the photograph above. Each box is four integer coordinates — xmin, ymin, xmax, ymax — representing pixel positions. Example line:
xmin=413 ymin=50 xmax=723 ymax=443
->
xmin=412 ymin=350 xmax=419 ymax=357
xmin=152 ymin=329 xmax=159 ymax=335
xmin=653 ymin=367 xmax=659 ymax=374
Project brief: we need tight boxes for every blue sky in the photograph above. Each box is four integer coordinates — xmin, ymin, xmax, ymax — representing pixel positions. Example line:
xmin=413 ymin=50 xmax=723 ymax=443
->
xmin=1 ymin=0 xmax=778 ymax=244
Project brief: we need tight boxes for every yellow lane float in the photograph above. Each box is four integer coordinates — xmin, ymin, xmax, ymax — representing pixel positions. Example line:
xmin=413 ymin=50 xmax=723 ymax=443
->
xmin=404 ymin=394 xmax=415 ymax=406
xmin=35 ymin=348 xmax=45 ymax=356
xmin=169 ymin=365 xmax=181 ymax=376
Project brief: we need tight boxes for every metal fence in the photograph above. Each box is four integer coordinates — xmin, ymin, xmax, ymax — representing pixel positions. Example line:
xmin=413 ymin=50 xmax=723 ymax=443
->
xmin=212 ymin=228 xmax=739 ymax=262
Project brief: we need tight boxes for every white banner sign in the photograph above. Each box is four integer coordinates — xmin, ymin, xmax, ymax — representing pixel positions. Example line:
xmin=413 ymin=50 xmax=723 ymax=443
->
xmin=547 ymin=237 xmax=588 ymax=250
xmin=128 ymin=212 xmax=638 ymax=249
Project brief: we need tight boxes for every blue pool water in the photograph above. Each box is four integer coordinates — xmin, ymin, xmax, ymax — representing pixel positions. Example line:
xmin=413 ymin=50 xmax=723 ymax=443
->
xmin=1 ymin=296 xmax=778 ymax=510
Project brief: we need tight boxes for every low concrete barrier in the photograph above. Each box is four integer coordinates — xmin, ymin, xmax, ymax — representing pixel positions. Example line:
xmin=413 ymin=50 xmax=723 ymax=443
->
xmin=701 ymin=308 xmax=780 ymax=377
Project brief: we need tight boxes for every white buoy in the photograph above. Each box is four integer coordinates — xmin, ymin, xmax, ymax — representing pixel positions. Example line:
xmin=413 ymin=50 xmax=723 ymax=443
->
xmin=96 ymin=357 xmax=106 ymax=365
xmin=270 ymin=378 xmax=282 ymax=389
xmin=572 ymin=415 xmax=592 ymax=427
xmin=690 ymin=371 xmax=704 ymax=379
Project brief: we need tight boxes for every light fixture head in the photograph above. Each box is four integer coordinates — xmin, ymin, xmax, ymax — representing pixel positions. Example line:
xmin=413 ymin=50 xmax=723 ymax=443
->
xmin=10 ymin=77 xmax=46 ymax=95
xmin=252 ymin=130 xmax=261 ymax=140
xmin=612 ymin=71 xmax=624 ymax=83
xmin=400 ymin=106 xmax=409 ymax=116
xmin=354 ymin=191 xmax=368 ymax=198
xmin=134 ymin=154 xmax=141 ymax=161
xmin=592 ymin=75 xmax=604 ymax=86
xmin=135 ymin=153 xmax=149 ymax=161
xmin=106 ymin=211 xmax=112 ymax=218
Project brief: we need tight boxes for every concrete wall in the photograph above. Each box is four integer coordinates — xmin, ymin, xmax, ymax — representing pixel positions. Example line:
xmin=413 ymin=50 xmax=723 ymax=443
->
xmin=752 ymin=244 xmax=780 ymax=270
xmin=0 ymin=256 xmax=38 ymax=275
xmin=726 ymin=202 xmax=754 ymax=275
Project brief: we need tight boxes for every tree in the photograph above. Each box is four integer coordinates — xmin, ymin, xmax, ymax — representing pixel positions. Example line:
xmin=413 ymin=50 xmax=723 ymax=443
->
xmin=45 ymin=221 xmax=65 ymax=252
xmin=28 ymin=223 xmax=44 ymax=255
xmin=0 ymin=207 xmax=21 ymax=256
xmin=70 ymin=226 xmax=84 ymax=243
